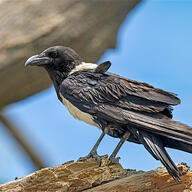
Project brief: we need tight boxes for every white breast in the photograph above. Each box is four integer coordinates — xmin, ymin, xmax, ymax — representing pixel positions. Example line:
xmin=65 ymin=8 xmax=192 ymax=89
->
xmin=59 ymin=93 xmax=98 ymax=127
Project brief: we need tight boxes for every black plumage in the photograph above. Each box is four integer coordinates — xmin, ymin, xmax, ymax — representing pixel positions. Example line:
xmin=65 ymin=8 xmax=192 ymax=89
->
xmin=25 ymin=46 xmax=192 ymax=182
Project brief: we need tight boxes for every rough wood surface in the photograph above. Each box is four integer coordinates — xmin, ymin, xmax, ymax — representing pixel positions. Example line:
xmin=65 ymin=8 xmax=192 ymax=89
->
xmin=0 ymin=156 xmax=191 ymax=192
xmin=0 ymin=0 xmax=141 ymax=109
xmin=85 ymin=162 xmax=192 ymax=192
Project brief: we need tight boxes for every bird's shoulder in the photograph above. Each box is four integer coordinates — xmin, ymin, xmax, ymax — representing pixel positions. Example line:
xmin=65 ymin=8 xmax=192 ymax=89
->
xmin=60 ymin=71 xmax=114 ymax=94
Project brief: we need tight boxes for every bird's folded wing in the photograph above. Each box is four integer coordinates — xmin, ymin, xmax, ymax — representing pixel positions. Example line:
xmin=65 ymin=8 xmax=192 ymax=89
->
xmin=106 ymin=72 xmax=180 ymax=105
xmin=59 ymin=71 xmax=191 ymax=143
xmin=60 ymin=71 xmax=180 ymax=114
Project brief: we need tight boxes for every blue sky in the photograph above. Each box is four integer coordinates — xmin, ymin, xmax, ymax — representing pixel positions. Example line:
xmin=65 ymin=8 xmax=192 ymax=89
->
xmin=1 ymin=0 xmax=192 ymax=182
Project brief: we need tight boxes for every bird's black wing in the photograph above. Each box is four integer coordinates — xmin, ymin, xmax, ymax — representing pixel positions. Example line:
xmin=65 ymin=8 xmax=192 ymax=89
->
xmin=60 ymin=71 xmax=180 ymax=115
xmin=59 ymin=71 xmax=192 ymax=146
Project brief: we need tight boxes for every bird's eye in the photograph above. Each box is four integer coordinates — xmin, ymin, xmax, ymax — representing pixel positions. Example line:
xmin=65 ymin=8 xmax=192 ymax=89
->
xmin=49 ymin=51 xmax=58 ymax=58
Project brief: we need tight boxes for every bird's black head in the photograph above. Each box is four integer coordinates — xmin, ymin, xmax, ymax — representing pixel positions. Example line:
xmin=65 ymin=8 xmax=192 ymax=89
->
xmin=25 ymin=46 xmax=81 ymax=76
xmin=25 ymin=46 xmax=82 ymax=87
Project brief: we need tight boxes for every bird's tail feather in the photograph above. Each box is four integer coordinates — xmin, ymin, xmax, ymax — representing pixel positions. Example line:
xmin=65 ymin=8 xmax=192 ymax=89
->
xmin=163 ymin=136 xmax=192 ymax=154
xmin=138 ymin=130 xmax=181 ymax=182
xmin=122 ymin=110 xmax=192 ymax=148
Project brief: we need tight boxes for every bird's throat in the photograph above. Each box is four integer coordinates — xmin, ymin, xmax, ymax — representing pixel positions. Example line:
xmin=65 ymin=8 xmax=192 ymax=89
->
xmin=44 ymin=67 xmax=67 ymax=97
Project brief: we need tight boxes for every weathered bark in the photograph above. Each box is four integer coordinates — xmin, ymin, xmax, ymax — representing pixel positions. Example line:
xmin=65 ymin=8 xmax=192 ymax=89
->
xmin=0 ymin=156 xmax=191 ymax=192
xmin=0 ymin=0 xmax=141 ymax=109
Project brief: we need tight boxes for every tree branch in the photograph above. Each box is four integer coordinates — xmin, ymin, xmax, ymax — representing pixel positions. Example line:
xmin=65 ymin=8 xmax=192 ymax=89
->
xmin=0 ymin=156 xmax=191 ymax=192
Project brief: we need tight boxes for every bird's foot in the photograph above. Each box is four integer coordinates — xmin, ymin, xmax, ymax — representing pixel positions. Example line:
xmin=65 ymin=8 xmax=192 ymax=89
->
xmin=108 ymin=156 xmax=120 ymax=165
xmin=79 ymin=151 xmax=103 ymax=166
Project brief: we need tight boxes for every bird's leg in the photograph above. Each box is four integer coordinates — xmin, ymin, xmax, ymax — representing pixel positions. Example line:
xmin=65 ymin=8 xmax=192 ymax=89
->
xmin=79 ymin=130 xmax=106 ymax=165
xmin=87 ymin=131 xmax=105 ymax=158
xmin=109 ymin=131 xmax=130 ymax=164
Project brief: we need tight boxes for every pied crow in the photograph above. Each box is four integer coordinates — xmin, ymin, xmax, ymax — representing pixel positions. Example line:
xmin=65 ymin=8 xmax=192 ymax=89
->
xmin=25 ymin=46 xmax=192 ymax=182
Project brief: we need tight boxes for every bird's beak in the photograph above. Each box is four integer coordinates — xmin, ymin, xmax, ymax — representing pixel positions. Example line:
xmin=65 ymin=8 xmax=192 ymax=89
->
xmin=25 ymin=55 xmax=52 ymax=67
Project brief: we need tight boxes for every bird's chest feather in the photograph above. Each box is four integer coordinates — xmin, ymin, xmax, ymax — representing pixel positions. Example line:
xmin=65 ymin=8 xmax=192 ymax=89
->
xmin=59 ymin=93 xmax=98 ymax=127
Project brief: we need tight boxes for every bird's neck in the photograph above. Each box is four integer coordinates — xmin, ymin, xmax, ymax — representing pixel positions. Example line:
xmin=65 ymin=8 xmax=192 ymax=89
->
xmin=69 ymin=62 xmax=98 ymax=75
xmin=45 ymin=67 xmax=67 ymax=98
xmin=45 ymin=62 xmax=98 ymax=99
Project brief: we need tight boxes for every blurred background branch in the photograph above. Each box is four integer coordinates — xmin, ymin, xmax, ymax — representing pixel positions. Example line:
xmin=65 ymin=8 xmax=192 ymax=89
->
xmin=0 ymin=113 xmax=45 ymax=169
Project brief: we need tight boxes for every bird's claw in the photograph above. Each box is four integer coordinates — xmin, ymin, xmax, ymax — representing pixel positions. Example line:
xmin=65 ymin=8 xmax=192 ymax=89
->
xmin=79 ymin=151 xmax=103 ymax=166
xmin=91 ymin=154 xmax=102 ymax=166
xmin=108 ymin=156 xmax=120 ymax=165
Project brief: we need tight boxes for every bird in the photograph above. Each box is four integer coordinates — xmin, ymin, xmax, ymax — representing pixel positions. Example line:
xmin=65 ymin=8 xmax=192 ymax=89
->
xmin=25 ymin=46 xmax=192 ymax=182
